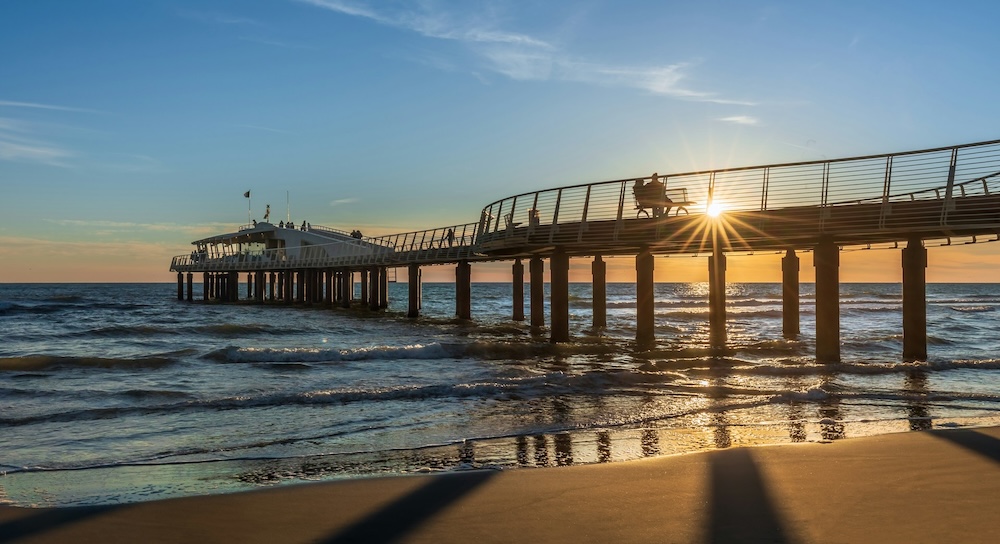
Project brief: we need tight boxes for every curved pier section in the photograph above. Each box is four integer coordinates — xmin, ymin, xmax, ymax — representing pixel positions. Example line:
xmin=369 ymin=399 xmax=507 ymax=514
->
xmin=171 ymin=139 xmax=1000 ymax=362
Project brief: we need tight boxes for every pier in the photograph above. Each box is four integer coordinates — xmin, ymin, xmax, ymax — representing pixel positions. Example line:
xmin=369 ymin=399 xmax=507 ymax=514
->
xmin=170 ymin=139 xmax=1000 ymax=362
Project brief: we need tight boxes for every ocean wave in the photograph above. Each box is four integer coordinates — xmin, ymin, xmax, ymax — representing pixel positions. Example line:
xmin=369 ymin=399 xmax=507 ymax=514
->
xmin=204 ymin=343 xmax=456 ymax=364
xmin=204 ymin=340 xmax=622 ymax=365
xmin=949 ymin=305 xmax=995 ymax=313
xmin=64 ymin=325 xmax=179 ymax=339
xmin=0 ymin=355 xmax=178 ymax=372
xmin=195 ymin=323 xmax=285 ymax=337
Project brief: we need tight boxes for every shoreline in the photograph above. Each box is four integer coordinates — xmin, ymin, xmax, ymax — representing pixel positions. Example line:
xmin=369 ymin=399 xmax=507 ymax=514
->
xmin=2 ymin=426 xmax=998 ymax=543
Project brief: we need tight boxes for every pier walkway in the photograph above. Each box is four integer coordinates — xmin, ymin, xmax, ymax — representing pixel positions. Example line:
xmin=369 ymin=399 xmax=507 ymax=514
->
xmin=170 ymin=139 xmax=1000 ymax=362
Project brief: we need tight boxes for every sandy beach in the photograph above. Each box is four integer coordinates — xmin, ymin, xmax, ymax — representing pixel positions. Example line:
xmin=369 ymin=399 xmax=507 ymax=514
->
xmin=2 ymin=426 xmax=998 ymax=543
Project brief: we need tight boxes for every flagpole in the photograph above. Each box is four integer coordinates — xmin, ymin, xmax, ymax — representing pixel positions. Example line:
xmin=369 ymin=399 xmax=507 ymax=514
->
xmin=286 ymin=191 xmax=290 ymax=223
xmin=248 ymin=192 xmax=252 ymax=225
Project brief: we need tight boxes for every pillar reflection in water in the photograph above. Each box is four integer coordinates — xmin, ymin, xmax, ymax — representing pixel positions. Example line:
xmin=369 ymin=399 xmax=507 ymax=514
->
xmin=641 ymin=429 xmax=660 ymax=457
xmin=597 ymin=431 xmax=612 ymax=463
xmin=515 ymin=435 xmax=530 ymax=467
xmin=554 ymin=433 xmax=573 ymax=466
xmin=785 ymin=377 xmax=807 ymax=442
xmin=533 ymin=435 xmax=549 ymax=467
xmin=458 ymin=440 xmax=475 ymax=466
xmin=818 ymin=403 xmax=845 ymax=441
xmin=712 ymin=412 xmax=732 ymax=449
xmin=905 ymin=369 xmax=933 ymax=431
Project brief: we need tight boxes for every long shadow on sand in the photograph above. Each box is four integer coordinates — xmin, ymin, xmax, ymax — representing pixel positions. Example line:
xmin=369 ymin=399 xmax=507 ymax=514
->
xmin=320 ymin=470 xmax=496 ymax=543
xmin=928 ymin=428 xmax=1000 ymax=463
xmin=0 ymin=505 xmax=120 ymax=543
xmin=707 ymin=448 xmax=794 ymax=544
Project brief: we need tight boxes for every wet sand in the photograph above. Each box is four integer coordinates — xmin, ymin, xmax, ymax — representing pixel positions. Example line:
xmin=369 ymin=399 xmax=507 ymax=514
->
xmin=2 ymin=426 xmax=998 ymax=543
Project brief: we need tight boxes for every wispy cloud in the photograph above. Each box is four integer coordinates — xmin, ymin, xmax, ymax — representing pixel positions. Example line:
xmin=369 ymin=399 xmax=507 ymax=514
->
xmin=44 ymin=219 xmax=237 ymax=236
xmin=0 ymin=117 xmax=75 ymax=166
xmin=236 ymin=124 xmax=293 ymax=134
xmin=0 ymin=99 xmax=104 ymax=114
xmin=178 ymin=10 xmax=263 ymax=27
xmin=297 ymin=0 xmax=550 ymax=47
xmin=239 ymin=37 xmax=315 ymax=50
xmin=296 ymin=1 xmax=751 ymax=104
xmin=718 ymin=115 xmax=759 ymax=125
xmin=330 ymin=198 xmax=358 ymax=207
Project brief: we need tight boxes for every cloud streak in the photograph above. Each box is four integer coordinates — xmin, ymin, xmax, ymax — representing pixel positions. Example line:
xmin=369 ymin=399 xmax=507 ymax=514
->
xmin=0 ymin=100 xmax=104 ymax=114
xmin=296 ymin=1 xmax=752 ymax=105
xmin=718 ymin=115 xmax=759 ymax=125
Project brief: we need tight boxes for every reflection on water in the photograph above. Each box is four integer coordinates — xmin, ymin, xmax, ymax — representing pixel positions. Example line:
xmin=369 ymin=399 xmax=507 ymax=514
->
xmin=641 ymin=429 xmax=660 ymax=456
xmin=905 ymin=370 xmax=933 ymax=431
xmin=597 ymin=431 xmax=612 ymax=463
xmin=712 ymin=413 xmax=732 ymax=449
xmin=555 ymin=433 xmax=573 ymax=466
xmin=458 ymin=440 xmax=474 ymax=465
xmin=533 ymin=435 xmax=549 ymax=466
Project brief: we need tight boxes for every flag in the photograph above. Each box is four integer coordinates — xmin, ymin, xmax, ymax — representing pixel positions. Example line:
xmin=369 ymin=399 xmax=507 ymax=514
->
xmin=244 ymin=190 xmax=251 ymax=198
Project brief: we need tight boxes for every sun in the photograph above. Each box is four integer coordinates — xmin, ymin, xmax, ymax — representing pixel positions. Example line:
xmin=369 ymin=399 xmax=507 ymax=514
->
xmin=707 ymin=202 xmax=725 ymax=217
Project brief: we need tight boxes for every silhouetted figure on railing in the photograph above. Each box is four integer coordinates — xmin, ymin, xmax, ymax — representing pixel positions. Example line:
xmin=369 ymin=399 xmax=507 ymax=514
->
xmin=351 ymin=230 xmax=363 ymax=239
xmin=447 ymin=228 xmax=455 ymax=247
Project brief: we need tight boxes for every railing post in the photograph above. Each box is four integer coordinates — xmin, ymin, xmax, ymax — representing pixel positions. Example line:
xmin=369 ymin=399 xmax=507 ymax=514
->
xmin=548 ymin=189 xmax=563 ymax=244
xmin=940 ymin=147 xmax=959 ymax=225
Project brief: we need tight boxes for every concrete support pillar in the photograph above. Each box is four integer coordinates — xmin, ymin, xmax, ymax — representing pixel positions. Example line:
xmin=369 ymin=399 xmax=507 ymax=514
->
xmin=902 ymin=237 xmax=928 ymax=361
xmin=277 ymin=272 xmax=285 ymax=302
xmin=216 ymin=274 xmax=225 ymax=301
xmin=379 ymin=267 xmax=389 ymax=309
xmin=203 ymin=273 xmax=210 ymax=301
xmin=177 ymin=272 xmax=184 ymax=300
xmin=269 ymin=272 xmax=276 ymax=301
xmin=333 ymin=271 xmax=342 ymax=303
xmin=186 ymin=273 xmax=193 ymax=302
xmin=326 ymin=270 xmax=334 ymax=305
xmin=361 ymin=269 xmax=371 ymax=305
xmin=456 ymin=261 xmax=472 ymax=320
xmin=782 ymin=249 xmax=800 ymax=338
xmin=247 ymin=273 xmax=253 ymax=300
xmin=408 ymin=264 xmax=421 ymax=318
xmin=550 ymin=250 xmax=570 ymax=343
xmin=814 ymin=240 xmax=841 ymax=362
xmin=709 ymin=244 xmax=727 ymax=347
xmin=304 ymin=270 xmax=315 ymax=306
xmin=255 ymin=271 xmax=265 ymax=303
xmin=229 ymin=272 xmax=239 ymax=302
xmin=368 ymin=267 xmax=380 ymax=311
xmin=529 ymin=257 xmax=545 ymax=328
xmin=636 ymin=249 xmax=655 ymax=346
xmin=512 ymin=259 xmax=525 ymax=321
xmin=296 ymin=270 xmax=306 ymax=304
xmin=345 ymin=272 xmax=355 ymax=307
xmin=592 ymin=255 xmax=607 ymax=329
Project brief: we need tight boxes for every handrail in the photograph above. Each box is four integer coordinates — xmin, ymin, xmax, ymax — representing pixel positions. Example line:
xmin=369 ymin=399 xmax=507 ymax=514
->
xmin=477 ymin=139 xmax=1000 ymax=242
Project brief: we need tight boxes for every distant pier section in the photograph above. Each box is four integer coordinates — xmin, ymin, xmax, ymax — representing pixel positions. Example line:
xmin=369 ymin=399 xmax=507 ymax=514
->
xmin=171 ymin=139 xmax=1000 ymax=362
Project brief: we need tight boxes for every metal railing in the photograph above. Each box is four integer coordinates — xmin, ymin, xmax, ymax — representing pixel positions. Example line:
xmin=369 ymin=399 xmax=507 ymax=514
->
xmin=476 ymin=139 xmax=1000 ymax=248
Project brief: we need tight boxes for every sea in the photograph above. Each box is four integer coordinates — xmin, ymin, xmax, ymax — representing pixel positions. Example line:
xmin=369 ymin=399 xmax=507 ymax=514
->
xmin=2 ymin=281 xmax=999 ymax=507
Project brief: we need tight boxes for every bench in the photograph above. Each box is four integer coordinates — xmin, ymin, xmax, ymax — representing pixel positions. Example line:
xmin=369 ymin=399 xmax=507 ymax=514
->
xmin=633 ymin=183 xmax=693 ymax=218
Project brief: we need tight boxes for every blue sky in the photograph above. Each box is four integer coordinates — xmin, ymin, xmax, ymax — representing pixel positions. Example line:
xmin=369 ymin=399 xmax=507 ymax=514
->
xmin=3 ymin=1 xmax=1000 ymax=282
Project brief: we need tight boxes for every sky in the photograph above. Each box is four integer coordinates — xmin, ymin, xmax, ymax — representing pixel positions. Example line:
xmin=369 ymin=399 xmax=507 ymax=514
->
xmin=3 ymin=0 xmax=1000 ymax=283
